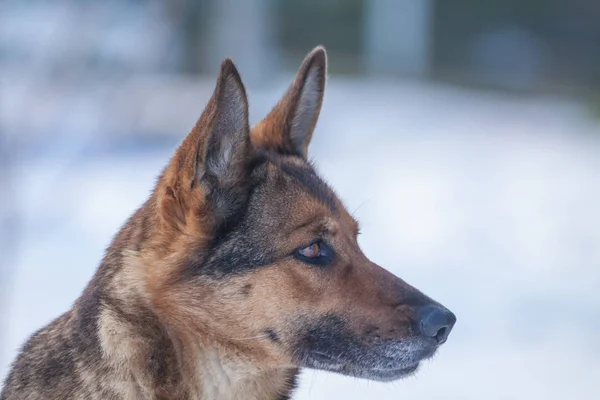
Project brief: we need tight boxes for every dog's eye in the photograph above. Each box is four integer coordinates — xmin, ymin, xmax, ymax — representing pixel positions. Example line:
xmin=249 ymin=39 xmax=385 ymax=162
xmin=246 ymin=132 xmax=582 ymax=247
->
xmin=295 ymin=241 xmax=334 ymax=266
xmin=299 ymin=243 xmax=320 ymax=258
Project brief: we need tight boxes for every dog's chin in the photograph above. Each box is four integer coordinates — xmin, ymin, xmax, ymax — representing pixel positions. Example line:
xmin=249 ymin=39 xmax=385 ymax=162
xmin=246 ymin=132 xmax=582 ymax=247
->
xmin=346 ymin=362 xmax=421 ymax=382
xmin=301 ymin=352 xmax=422 ymax=382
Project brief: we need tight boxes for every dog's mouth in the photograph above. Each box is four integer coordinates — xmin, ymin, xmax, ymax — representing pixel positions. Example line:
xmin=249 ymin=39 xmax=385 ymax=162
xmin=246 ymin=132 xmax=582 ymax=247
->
xmin=301 ymin=348 xmax=427 ymax=382
xmin=365 ymin=363 xmax=421 ymax=381
xmin=293 ymin=314 xmax=441 ymax=381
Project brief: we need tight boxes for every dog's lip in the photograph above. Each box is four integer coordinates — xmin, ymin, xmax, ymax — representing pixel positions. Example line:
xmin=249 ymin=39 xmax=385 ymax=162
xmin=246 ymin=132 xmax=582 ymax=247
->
xmin=375 ymin=338 xmax=440 ymax=362
xmin=366 ymin=362 xmax=420 ymax=381
xmin=306 ymin=350 xmax=422 ymax=377
xmin=308 ymin=340 xmax=437 ymax=367
xmin=309 ymin=350 xmax=337 ymax=364
xmin=371 ymin=343 xmax=438 ymax=364
xmin=372 ymin=362 xmax=420 ymax=373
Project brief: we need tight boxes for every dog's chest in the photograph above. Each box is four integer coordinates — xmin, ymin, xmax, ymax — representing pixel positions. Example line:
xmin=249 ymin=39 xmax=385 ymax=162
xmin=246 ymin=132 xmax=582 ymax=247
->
xmin=195 ymin=350 xmax=288 ymax=400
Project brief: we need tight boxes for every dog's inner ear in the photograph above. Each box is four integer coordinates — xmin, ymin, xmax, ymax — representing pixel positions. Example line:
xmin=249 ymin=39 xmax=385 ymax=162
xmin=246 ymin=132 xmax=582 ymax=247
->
xmin=197 ymin=60 xmax=252 ymax=224
xmin=198 ymin=62 xmax=250 ymax=190
xmin=252 ymin=46 xmax=327 ymax=159
xmin=161 ymin=59 xmax=252 ymax=229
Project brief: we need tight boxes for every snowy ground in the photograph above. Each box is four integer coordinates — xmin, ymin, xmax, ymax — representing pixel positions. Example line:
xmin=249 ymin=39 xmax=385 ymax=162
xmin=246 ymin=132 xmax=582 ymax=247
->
xmin=2 ymin=80 xmax=600 ymax=399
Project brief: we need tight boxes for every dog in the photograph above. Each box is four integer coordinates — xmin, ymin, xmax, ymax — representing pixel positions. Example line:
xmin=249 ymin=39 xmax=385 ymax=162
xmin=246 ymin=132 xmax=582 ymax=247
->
xmin=1 ymin=46 xmax=456 ymax=400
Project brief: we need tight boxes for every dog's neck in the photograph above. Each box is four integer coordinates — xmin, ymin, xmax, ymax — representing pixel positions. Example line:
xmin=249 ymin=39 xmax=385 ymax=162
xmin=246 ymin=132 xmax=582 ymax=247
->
xmin=97 ymin=309 xmax=298 ymax=399
xmin=89 ymin=246 xmax=298 ymax=399
xmin=192 ymin=347 xmax=298 ymax=400
xmin=93 ymin=288 xmax=298 ymax=399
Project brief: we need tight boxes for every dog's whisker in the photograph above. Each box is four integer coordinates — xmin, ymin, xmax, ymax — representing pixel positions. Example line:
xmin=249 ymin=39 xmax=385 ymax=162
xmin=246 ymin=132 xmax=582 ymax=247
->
xmin=230 ymin=333 xmax=270 ymax=341
xmin=351 ymin=198 xmax=371 ymax=216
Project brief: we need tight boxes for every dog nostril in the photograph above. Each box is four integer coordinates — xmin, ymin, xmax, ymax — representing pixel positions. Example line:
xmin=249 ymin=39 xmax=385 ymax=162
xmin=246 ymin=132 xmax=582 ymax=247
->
xmin=420 ymin=319 xmax=451 ymax=343
xmin=418 ymin=305 xmax=456 ymax=344
xmin=435 ymin=326 xmax=448 ymax=344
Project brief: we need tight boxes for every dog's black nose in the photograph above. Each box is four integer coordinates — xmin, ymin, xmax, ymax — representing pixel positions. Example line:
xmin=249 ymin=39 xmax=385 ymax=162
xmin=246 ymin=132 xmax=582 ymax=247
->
xmin=418 ymin=305 xmax=456 ymax=344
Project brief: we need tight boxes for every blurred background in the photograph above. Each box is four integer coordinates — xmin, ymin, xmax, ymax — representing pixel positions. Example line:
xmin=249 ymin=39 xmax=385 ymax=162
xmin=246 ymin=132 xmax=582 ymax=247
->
xmin=1 ymin=0 xmax=599 ymax=398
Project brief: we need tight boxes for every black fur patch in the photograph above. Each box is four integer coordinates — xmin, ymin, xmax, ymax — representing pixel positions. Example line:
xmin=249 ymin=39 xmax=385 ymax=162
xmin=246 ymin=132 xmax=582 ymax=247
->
xmin=264 ymin=328 xmax=280 ymax=343
xmin=39 ymin=335 xmax=76 ymax=387
xmin=293 ymin=314 xmax=356 ymax=365
xmin=276 ymin=369 xmax=299 ymax=400
xmin=198 ymin=206 xmax=279 ymax=277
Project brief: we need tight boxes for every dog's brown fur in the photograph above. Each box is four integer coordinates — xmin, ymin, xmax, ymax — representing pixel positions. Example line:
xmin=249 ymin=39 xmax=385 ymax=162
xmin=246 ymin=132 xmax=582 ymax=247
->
xmin=1 ymin=47 xmax=455 ymax=400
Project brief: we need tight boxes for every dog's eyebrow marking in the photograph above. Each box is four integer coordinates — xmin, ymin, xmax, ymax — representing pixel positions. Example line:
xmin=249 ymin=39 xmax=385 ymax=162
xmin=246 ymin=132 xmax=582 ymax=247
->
xmin=278 ymin=161 xmax=338 ymax=214
xmin=289 ymin=213 xmax=324 ymax=233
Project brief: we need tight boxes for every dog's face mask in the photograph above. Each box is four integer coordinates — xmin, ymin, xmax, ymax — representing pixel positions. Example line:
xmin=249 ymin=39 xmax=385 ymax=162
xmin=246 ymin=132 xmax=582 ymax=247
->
xmin=149 ymin=47 xmax=456 ymax=382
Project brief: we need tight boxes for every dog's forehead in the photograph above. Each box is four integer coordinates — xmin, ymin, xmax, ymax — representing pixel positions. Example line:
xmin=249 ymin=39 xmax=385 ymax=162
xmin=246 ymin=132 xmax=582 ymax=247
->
xmin=253 ymin=154 xmax=359 ymax=235
xmin=257 ymin=155 xmax=337 ymax=211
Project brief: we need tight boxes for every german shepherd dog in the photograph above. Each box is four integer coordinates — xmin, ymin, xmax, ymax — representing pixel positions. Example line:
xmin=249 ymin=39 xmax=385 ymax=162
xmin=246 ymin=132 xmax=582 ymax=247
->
xmin=1 ymin=46 xmax=456 ymax=400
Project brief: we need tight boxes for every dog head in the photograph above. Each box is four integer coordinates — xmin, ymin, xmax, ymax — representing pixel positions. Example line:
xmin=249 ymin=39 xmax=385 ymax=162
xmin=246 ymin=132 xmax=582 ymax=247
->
xmin=144 ymin=47 xmax=455 ymax=382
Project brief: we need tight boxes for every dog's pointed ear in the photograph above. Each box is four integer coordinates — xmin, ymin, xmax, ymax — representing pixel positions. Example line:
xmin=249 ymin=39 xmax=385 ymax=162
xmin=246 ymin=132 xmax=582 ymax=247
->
xmin=198 ymin=59 xmax=251 ymax=190
xmin=160 ymin=59 xmax=252 ymax=229
xmin=252 ymin=46 xmax=327 ymax=159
